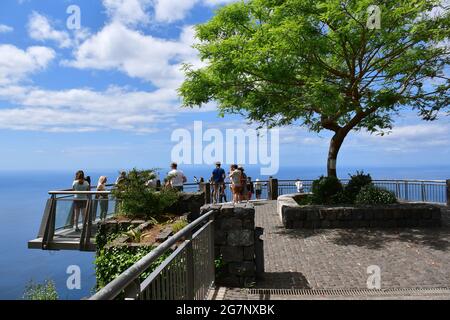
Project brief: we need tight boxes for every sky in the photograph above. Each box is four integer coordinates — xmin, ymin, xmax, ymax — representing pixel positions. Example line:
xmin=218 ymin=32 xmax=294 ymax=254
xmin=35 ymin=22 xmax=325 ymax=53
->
xmin=0 ymin=0 xmax=449 ymax=175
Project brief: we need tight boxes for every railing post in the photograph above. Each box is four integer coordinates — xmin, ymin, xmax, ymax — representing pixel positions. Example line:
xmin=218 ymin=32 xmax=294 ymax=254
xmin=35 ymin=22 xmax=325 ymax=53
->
xmin=446 ymin=180 xmax=450 ymax=207
xmin=269 ymin=178 xmax=278 ymax=200
xmin=404 ymin=181 xmax=409 ymax=201
xmin=421 ymin=182 xmax=426 ymax=202
xmin=209 ymin=214 xmax=215 ymax=286
xmin=80 ymin=199 xmax=93 ymax=251
xmin=204 ymin=182 xmax=211 ymax=205
xmin=185 ymin=231 xmax=195 ymax=300
xmin=124 ymin=279 xmax=141 ymax=300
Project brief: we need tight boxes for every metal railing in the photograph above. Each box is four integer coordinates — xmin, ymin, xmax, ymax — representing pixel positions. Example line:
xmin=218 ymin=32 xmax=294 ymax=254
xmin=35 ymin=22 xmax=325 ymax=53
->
xmin=277 ymin=179 xmax=448 ymax=205
xmin=183 ymin=181 xmax=270 ymax=203
xmin=36 ymin=186 xmax=117 ymax=251
xmin=90 ymin=210 xmax=215 ymax=300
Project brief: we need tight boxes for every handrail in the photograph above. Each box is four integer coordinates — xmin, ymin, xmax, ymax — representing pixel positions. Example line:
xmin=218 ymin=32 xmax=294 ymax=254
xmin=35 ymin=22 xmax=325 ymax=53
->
xmin=48 ymin=190 xmax=111 ymax=195
xmin=90 ymin=209 xmax=215 ymax=300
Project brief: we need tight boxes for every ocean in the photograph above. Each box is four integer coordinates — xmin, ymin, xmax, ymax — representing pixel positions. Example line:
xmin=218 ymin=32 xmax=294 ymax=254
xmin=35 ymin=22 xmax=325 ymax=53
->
xmin=1 ymin=166 xmax=449 ymax=300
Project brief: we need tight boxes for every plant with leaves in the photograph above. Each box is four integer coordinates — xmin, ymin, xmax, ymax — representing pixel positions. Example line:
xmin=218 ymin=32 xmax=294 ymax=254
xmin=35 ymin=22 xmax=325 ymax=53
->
xmin=311 ymin=175 xmax=343 ymax=204
xmin=355 ymin=185 xmax=397 ymax=205
xmin=23 ymin=280 xmax=58 ymax=300
xmin=345 ymin=171 xmax=373 ymax=202
xmin=112 ymin=168 xmax=179 ymax=219
xmin=180 ymin=0 xmax=450 ymax=177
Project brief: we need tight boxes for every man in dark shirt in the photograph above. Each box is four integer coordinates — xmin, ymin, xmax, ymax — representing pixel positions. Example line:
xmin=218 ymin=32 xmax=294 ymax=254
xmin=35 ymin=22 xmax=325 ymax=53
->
xmin=211 ymin=162 xmax=226 ymax=203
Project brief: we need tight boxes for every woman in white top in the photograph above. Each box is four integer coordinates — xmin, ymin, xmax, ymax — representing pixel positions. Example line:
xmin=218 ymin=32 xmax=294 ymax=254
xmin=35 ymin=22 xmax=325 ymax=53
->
xmin=96 ymin=176 xmax=108 ymax=220
xmin=72 ymin=170 xmax=90 ymax=232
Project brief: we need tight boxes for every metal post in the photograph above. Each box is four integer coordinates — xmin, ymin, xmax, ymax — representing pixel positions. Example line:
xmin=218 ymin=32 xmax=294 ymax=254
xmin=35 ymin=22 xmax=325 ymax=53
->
xmin=185 ymin=231 xmax=195 ymax=300
xmin=209 ymin=215 xmax=215 ymax=286
xmin=269 ymin=178 xmax=278 ymax=200
xmin=404 ymin=181 xmax=409 ymax=201
xmin=446 ymin=180 xmax=450 ymax=207
xmin=124 ymin=279 xmax=141 ymax=300
xmin=421 ymin=182 xmax=426 ymax=202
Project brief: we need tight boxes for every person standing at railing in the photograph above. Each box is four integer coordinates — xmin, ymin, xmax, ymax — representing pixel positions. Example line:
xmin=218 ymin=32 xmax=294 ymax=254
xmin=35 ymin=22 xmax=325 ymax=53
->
xmin=254 ymin=179 xmax=262 ymax=200
xmin=295 ymin=179 xmax=304 ymax=193
xmin=247 ymin=177 xmax=254 ymax=201
xmin=72 ymin=170 xmax=90 ymax=232
xmin=211 ymin=162 xmax=226 ymax=203
xmin=229 ymin=164 xmax=242 ymax=203
xmin=96 ymin=176 xmax=109 ymax=220
xmin=238 ymin=166 xmax=248 ymax=201
xmin=115 ymin=171 xmax=126 ymax=185
xmin=167 ymin=162 xmax=187 ymax=192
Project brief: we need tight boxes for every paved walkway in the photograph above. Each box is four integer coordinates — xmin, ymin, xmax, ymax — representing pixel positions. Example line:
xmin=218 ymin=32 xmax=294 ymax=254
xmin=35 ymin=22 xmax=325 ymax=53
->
xmin=216 ymin=201 xmax=450 ymax=300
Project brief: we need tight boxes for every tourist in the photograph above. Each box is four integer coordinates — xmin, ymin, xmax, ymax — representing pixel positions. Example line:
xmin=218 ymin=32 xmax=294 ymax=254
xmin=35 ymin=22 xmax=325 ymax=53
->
xmin=96 ymin=176 xmax=108 ymax=220
xmin=229 ymin=164 xmax=242 ymax=203
xmin=219 ymin=182 xmax=227 ymax=203
xmin=211 ymin=162 xmax=226 ymax=203
xmin=295 ymin=178 xmax=304 ymax=193
xmin=238 ymin=166 xmax=248 ymax=201
xmin=115 ymin=171 xmax=126 ymax=185
xmin=167 ymin=162 xmax=187 ymax=192
xmin=72 ymin=170 xmax=90 ymax=232
xmin=247 ymin=176 xmax=254 ymax=201
xmin=254 ymin=179 xmax=262 ymax=200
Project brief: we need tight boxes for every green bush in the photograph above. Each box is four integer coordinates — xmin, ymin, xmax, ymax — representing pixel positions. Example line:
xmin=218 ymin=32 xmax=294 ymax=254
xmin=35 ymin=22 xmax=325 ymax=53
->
xmin=95 ymin=246 xmax=170 ymax=290
xmin=355 ymin=185 xmax=397 ymax=205
xmin=112 ymin=168 xmax=179 ymax=219
xmin=311 ymin=176 xmax=343 ymax=204
xmin=23 ymin=280 xmax=58 ymax=300
xmin=344 ymin=171 xmax=373 ymax=203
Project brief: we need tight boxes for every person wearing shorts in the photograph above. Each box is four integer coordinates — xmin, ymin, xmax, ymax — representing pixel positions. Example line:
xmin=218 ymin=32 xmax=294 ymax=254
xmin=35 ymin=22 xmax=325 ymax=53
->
xmin=72 ymin=170 xmax=90 ymax=232
xmin=229 ymin=164 xmax=242 ymax=203
xmin=211 ymin=162 xmax=225 ymax=203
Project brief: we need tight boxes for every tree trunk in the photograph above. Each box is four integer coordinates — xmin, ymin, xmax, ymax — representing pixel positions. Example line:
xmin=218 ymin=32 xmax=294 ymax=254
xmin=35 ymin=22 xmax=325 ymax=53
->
xmin=327 ymin=131 xmax=347 ymax=178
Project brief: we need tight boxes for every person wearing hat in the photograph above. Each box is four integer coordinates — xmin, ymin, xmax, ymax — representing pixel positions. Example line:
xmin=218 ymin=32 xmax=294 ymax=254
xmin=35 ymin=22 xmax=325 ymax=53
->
xmin=211 ymin=161 xmax=226 ymax=203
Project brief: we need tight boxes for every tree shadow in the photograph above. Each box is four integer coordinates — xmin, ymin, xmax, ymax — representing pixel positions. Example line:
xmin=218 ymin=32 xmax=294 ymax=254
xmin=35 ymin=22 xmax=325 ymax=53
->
xmin=270 ymin=221 xmax=450 ymax=251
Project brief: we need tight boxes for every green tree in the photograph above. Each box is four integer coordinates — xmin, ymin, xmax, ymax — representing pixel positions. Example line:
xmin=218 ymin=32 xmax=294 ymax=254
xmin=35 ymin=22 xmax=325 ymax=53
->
xmin=179 ymin=0 xmax=450 ymax=177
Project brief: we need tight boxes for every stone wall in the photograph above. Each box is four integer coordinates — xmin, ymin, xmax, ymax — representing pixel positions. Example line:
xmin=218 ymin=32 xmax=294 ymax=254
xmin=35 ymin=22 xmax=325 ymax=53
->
xmin=278 ymin=194 xmax=442 ymax=229
xmin=167 ymin=192 xmax=205 ymax=221
xmin=200 ymin=203 xmax=260 ymax=287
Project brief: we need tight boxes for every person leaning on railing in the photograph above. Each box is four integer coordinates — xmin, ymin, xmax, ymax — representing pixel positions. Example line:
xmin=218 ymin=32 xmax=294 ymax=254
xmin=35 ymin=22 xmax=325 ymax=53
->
xmin=72 ymin=170 xmax=90 ymax=232
xmin=96 ymin=176 xmax=109 ymax=220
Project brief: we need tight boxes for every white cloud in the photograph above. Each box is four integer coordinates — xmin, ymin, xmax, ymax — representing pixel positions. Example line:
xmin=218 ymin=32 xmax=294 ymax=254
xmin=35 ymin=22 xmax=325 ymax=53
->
xmin=103 ymin=0 xmax=152 ymax=25
xmin=0 ymin=84 xmax=213 ymax=132
xmin=0 ymin=24 xmax=13 ymax=33
xmin=27 ymin=12 xmax=72 ymax=48
xmin=0 ymin=45 xmax=55 ymax=85
xmin=153 ymin=0 xmax=197 ymax=23
xmin=65 ymin=23 xmax=199 ymax=89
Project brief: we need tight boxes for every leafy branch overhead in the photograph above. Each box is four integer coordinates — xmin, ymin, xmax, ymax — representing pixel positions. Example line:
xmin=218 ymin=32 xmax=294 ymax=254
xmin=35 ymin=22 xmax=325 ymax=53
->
xmin=179 ymin=0 xmax=450 ymax=176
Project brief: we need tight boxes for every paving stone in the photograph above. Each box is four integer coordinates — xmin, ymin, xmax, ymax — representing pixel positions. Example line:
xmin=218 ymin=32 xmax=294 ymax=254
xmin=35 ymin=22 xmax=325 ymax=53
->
xmin=218 ymin=202 xmax=450 ymax=300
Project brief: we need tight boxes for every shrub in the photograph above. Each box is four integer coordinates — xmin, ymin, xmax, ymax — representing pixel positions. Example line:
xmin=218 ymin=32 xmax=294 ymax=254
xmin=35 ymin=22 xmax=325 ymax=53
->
xmin=172 ymin=220 xmax=188 ymax=234
xmin=311 ymin=176 xmax=343 ymax=204
xmin=112 ymin=168 xmax=179 ymax=219
xmin=95 ymin=246 xmax=170 ymax=290
xmin=344 ymin=171 xmax=373 ymax=203
xmin=23 ymin=280 xmax=58 ymax=300
xmin=355 ymin=185 xmax=397 ymax=205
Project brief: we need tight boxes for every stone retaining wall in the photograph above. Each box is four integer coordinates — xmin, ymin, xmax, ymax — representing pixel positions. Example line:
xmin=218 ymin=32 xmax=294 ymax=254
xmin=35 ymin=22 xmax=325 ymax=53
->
xmin=278 ymin=194 xmax=442 ymax=229
xmin=201 ymin=203 xmax=259 ymax=287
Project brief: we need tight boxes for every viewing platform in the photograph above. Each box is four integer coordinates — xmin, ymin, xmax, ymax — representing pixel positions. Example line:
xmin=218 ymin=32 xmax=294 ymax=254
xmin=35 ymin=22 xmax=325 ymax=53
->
xmin=28 ymin=179 xmax=450 ymax=252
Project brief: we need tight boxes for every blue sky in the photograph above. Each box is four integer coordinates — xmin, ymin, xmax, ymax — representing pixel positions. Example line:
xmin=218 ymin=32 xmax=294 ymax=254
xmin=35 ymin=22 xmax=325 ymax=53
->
xmin=0 ymin=0 xmax=449 ymax=175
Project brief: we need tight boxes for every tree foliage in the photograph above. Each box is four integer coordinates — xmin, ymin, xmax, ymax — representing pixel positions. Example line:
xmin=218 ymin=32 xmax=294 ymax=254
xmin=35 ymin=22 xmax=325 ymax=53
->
xmin=180 ymin=0 xmax=450 ymax=176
